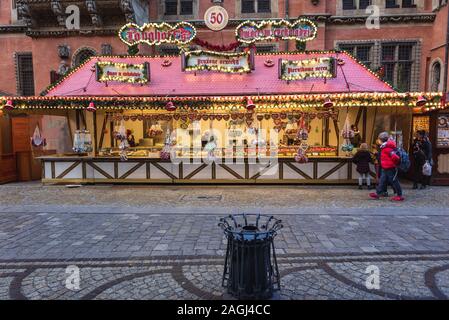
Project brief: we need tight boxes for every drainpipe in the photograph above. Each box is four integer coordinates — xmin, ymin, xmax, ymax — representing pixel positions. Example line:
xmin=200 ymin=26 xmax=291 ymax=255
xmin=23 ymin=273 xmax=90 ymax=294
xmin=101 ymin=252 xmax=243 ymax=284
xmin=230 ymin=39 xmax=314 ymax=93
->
xmin=285 ymin=0 xmax=289 ymax=51
xmin=440 ymin=6 xmax=449 ymax=110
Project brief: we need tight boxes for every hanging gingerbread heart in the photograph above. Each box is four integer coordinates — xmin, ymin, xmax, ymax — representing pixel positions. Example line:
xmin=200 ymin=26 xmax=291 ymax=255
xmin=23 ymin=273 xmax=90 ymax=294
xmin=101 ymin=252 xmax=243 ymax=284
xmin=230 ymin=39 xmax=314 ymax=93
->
xmin=137 ymin=115 xmax=144 ymax=121
xmin=280 ymin=113 xmax=287 ymax=120
xmin=257 ymin=114 xmax=264 ymax=121
xmin=231 ymin=113 xmax=238 ymax=120
xmin=271 ymin=113 xmax=279 ymax=120
xmin=264 ymin=114 xmax=271 ymax=120
xmin=223 ymin=114 xmax=230 ymax=121
xmin=215 ymin=114 xmax=223 ymax=121
xmin=130 ymin=115 xmax=137 ymax=121
xmin=317 ymin=113 xmax=323 ymax=119
xmin=188 ymin=113 xmax=195 ymax=121
xmin=202 ymin=114 xmax=209 ymax=121
xmin=173 ymin=114 xmax=180 ymax=121
xmin=123 ymin=115 xmax=129 ymax=121
xmin=309 ymin=113 xmax=317 ymax=120
xmin=238 ymin=113 xmax=245 ymax=120
xmin=287 ymin=114 xmax=294 ymax=120
xmin=181 ymin=114 xmax=188 ymax=122
xmin=246 ymin=119 xmax=253 ymax=127
xmin=209 ymin=114 xmax=215 ymax=120
xmin=245 ymin=113 xmax=253 ymax=119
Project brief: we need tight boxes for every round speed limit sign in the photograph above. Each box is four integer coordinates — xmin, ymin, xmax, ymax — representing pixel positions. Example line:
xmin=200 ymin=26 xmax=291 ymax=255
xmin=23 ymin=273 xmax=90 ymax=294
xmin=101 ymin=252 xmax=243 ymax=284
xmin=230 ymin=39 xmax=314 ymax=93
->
xmin=204 ymin=6 xmax=229 ymax=31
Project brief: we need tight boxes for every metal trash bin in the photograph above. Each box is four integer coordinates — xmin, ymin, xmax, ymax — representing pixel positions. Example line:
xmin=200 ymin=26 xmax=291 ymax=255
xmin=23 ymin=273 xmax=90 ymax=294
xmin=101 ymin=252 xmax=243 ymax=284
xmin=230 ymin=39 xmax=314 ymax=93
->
xmin=219 ymin=214 xmax=283 ymax=299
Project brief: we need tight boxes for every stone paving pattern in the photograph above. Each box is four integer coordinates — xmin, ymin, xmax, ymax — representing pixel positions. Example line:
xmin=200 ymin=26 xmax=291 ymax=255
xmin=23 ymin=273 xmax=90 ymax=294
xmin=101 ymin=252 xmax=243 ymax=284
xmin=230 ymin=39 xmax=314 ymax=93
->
xmin=0 ymin=182 xmax=449 ymax=299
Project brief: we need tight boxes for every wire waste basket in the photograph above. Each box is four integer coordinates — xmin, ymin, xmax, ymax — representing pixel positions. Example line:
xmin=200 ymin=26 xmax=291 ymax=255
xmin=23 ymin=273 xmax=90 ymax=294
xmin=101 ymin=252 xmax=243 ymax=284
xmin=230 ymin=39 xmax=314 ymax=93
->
xmin=219 ymin=214 xmax=283 ymax=299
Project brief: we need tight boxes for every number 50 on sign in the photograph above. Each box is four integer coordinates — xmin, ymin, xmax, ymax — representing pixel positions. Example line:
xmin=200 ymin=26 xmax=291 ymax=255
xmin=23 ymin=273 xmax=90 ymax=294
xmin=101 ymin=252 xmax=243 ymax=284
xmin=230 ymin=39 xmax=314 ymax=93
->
xmin=204 ymin=6 xmax=229 ymax=31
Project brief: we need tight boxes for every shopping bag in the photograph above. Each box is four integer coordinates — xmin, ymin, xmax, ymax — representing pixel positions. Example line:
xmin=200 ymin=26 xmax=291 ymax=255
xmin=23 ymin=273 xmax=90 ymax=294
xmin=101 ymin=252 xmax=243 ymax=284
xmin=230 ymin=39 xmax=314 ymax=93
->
xmin=422 ymin=161 xmax=432 ymax=176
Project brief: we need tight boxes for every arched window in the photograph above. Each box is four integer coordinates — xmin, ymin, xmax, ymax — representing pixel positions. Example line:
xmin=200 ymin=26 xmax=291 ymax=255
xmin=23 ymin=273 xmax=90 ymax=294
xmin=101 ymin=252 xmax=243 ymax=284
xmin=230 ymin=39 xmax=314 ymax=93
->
xmin=72 ymin=47 xmax=97 ymax=67
xmin=431 ymin=61 xmax=442 ymax=92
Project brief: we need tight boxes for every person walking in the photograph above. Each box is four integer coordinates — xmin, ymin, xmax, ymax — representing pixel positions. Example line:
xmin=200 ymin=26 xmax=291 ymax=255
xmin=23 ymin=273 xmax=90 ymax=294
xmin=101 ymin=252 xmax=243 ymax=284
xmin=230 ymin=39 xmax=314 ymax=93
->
xmin=352 ymin=143 xmax=373 ymax=189
xmin=369 ymin=132 xmax=404 ymax=201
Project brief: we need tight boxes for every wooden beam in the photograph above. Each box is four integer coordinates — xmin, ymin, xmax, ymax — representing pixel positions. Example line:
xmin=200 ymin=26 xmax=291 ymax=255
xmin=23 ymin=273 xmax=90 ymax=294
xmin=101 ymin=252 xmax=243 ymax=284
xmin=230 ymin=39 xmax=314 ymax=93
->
xmin=98 ymin=113 xmax=108 ymax=150
xmin=93 ymin=111 xmax=98 ymax=155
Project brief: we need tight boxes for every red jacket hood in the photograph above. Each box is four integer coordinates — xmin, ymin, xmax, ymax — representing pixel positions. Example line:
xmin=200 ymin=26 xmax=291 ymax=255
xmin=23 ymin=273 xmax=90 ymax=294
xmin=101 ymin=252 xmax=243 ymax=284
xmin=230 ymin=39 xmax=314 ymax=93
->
xmin=382 ymin=140 xmax=397 ymax=150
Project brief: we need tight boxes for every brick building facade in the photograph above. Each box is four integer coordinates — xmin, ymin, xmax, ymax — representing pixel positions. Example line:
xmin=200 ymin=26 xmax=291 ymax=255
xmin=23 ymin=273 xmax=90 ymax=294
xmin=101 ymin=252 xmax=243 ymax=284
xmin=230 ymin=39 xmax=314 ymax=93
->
xmin=0 ymin=0 xmax=448 ymax=96
xmin=1 ymin=1 xmax=449 ymax=183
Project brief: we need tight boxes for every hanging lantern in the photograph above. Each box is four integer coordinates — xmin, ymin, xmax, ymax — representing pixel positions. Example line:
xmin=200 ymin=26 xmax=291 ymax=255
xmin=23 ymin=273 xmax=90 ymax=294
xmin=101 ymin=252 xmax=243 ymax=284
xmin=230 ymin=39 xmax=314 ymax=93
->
xmin=246 ymin=97 xmax=255 ymax=111
xmin=323 ymin=97 xmax=333 ymax=108
xmin=165 ymin=101 xmax=176 ymax=111
xmin=416 ymin=95 xmax=427 ymax=107
xmin=86 ymin=101 xmax=96 ymax=112
xmin=3 ymin=100 xmax=14 ymax=110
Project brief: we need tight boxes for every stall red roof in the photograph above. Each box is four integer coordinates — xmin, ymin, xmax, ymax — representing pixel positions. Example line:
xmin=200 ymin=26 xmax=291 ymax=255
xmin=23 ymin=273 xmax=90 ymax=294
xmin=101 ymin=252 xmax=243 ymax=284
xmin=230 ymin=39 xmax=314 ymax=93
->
xmin=45 ymin=51 xmax=394 ymax=97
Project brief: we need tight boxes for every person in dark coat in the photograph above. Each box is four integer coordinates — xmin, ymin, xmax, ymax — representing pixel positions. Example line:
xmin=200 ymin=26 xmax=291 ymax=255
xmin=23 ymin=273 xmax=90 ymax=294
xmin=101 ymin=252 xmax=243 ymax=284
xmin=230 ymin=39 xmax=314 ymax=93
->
xmin=352 ymin=143 xmax=373 ymax=189
xmin=412 ymin=130 xmax=432 ymax=189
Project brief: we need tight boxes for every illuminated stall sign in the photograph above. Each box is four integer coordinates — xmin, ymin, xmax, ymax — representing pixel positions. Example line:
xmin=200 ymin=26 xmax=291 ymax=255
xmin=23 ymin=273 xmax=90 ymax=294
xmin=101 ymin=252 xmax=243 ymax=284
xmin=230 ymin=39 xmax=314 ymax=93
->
xmin=182 ymin=50 xmax=253 ymax=73
xmin=96 ymin=61 xmax=150 ymax=84
xmin=437 ymin=115 xmax=449 ymax=148
xmin=279 ymin=57 xmax=336 ymax=81
xmin=236 ymin=18 xmax=317 ymax=44
xmin=119 ymin=22 xmax=196 ymax=46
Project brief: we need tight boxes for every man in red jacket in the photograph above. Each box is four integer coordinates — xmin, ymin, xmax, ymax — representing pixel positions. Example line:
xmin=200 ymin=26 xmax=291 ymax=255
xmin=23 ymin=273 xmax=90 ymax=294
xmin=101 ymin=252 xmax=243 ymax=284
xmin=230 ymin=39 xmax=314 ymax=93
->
xmin=369 ymin=132 xmax=404 ymax=201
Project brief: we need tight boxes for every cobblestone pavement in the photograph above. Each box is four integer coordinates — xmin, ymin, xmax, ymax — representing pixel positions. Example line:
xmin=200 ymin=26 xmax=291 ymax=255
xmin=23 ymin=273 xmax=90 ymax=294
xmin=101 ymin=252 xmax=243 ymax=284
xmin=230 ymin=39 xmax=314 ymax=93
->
xmin=1 ymin=182 xmax=449 ymax=299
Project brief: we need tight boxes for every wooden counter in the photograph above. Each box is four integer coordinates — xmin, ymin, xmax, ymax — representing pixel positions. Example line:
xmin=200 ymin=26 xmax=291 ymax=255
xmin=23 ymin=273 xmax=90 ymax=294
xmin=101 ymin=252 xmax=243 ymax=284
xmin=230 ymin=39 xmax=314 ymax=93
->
xmin=38 ymin=155 xmax=376 ymax=185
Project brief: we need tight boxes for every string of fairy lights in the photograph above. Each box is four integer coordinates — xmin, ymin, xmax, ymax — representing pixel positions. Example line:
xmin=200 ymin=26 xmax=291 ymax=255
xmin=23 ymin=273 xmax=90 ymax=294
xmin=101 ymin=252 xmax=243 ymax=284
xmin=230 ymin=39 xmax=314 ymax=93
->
xmin=0 ymin=92 xmax=446 ymax=112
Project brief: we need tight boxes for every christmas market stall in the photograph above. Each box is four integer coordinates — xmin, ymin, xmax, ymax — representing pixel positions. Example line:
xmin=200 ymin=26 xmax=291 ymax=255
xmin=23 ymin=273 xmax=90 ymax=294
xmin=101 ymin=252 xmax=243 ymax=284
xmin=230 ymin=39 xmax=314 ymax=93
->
xmin=1 ymin=50 xmax=445 ymax=185
xmin=1 ymin=18 xmax=447 ymax=185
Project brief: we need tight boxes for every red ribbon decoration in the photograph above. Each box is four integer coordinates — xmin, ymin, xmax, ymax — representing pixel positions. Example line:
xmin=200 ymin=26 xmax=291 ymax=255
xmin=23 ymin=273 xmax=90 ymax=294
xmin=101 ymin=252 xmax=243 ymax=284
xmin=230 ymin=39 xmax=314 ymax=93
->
xmin=193 ymin=38 xmax=241 ymax=52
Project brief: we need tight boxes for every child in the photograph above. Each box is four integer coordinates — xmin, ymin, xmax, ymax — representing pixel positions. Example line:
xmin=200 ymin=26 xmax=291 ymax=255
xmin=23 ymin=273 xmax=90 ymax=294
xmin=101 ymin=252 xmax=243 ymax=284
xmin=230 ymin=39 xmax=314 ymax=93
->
xmin=352 ymin=143 xmax=373 ymax=189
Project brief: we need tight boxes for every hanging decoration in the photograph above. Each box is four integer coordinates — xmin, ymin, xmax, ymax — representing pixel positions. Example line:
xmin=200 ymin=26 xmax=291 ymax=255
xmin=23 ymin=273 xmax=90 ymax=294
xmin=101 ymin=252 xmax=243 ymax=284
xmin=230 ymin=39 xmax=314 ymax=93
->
xmin=113 ymin=120 xmax=129 ymax=161
xmin=416 ymin=95 xmax=427 ymax=107
xmin=341 ymin=114 xmax=354 ymax=154
xmin=73 ymin=129 xmax=93 ymax=153
xmin=31 ymin=125 xmax=46 ymax=147
xmin=3 ymin=100 xmax=14 ymax=110
xmin=147 ymin=122 xmax=163 ymax=137
xmin=160 ymin=128 xmax=172 ymax=160
xmin=193 ymin=38 xmax=240 ymax=52
xmin=165 ymin=101 xmax=176 ymax=111
xmin=246 ymin=97 xmax=255 ymax=111
xmin=294 ymin=115 xmax=309 ymax=163
xmin=86 ymin=101 xmax=96 ymax=112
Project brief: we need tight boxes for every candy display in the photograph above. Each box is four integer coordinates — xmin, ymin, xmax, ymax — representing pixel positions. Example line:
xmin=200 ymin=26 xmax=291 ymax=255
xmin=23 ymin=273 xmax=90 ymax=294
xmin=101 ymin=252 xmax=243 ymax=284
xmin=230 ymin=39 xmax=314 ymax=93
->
xmin=73 ymin=129 xmax=93 ymax=153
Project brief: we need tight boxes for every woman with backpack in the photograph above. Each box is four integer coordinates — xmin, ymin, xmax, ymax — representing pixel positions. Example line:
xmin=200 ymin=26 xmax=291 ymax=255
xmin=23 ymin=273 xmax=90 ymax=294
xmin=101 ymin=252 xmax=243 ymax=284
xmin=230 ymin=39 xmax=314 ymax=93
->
xmin=369 ymin=132 xmax=404 ymax=201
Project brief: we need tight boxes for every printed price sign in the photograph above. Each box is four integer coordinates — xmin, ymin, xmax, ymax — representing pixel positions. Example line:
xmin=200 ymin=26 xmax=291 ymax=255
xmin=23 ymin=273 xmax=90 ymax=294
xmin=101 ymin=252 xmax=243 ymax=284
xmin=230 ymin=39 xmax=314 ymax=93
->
xmin=204 ymin=6 xmax=229 ymax=31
